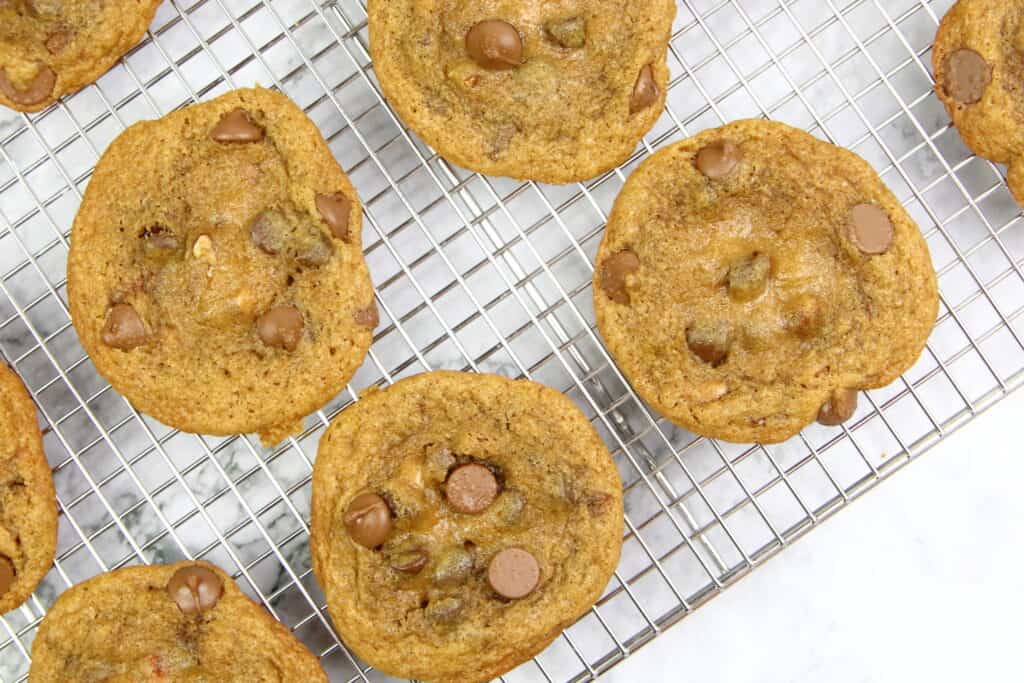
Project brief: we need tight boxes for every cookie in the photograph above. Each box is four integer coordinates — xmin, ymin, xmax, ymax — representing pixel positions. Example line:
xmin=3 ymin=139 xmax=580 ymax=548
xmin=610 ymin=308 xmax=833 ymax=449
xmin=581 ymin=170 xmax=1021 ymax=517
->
xmin=0 ymin=363 xmax=57 ymax=614
xmin=933 ymin=0 xmax=1024 ymax=204
xmin=67 ymin=88 xmax=376 ymax=445
xmin=368 ymin=0 xmax=677 ymax=183
xmin=310 ymin=371 xmax=623 ymax=683
xmin=29 ymin=560 xmax=328 ymax=681
xmin=0 ymin=0 xmax=162 ymax=113
xmin=593 ymin=120 xmax=939 ymax=444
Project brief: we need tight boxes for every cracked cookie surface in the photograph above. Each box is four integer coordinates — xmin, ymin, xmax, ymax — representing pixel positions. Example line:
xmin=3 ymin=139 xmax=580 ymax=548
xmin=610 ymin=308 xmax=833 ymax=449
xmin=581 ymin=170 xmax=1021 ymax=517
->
xmin=0 ymin=0 xmax=162 ymax=113
xmin=593 ymin=120 xmax=939 ymax=444
xmin=0 ymin=363 xmax=56 ymax=615
xmin=68 ymin=88 xmax=376 ymax=445
xmin=311 ymin=371 xmax=623 ymax=683
xmin=29 ymin=561 xmax=328 ymax=681
xmin=933 ymin=0 xmax=1024 ymax=204
xmin=368 ymin=0 xmax=676 ymax=183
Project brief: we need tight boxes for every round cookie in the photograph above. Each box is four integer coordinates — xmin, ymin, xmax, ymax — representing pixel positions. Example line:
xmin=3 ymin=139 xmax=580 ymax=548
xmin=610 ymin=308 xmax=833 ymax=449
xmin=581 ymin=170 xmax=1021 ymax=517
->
xmin=0 ymin=363 xmax=56 ymax=614
xmin=933 ymin=0 xmax=1024 ymax=204
xmin=593 ymin=120 xmax=939 ymax=444
xmin=368 ymin=0 xmax=677 ymax=183
xmin=29 ymin=560 xmax=328 ymax=680
xmin=310 ymin=371 xmax=623 ymax=683
xmin=68 ymin=88 xmax=376 ymax=445
xmin=0 ymin=0 xmax=163 ymax=113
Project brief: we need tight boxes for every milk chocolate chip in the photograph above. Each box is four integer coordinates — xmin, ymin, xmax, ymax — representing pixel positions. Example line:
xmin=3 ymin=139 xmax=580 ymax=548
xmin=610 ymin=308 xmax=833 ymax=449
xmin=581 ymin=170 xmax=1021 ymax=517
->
xmin=466 ymin=20 xmax=523 ymax=70
xmin=0 ymin=556 xmax=14 ymax=595
xmin=102 ymin=303 xmax=148 ymax=350
xmin=686 ymin=322 xmax=730 ymax=366
xmin=728 ymin=252 xmax=770 ymax=302
xmin=315 ymin=192 xmax=353 ymax=241
xmin=434 ymin=546 xmax=474 ymax=586
xmin=0 ymin=63 xmax=56 ymax=107
xmin=848 ymin=204 xmax=893 ymax=255
xmin=599 ymin=249 xmax=641 ymax=305
xmin=629 ymin=64 xmax=658 ymax=114
xmin=817 ymin=388 xmax=858 ymax=426
xmin=210 ymin=108 xmax=264 ymax=143
xmin=942 ymin=49 xmax=990 ymax=105
xmin=445 ymin=463 xmax=499 ymax=514
xmin=488 ymin=548 xmax=540 ymax=600
xmin=546 ymin=16 xmax=586 ymax=48
xmin=390 ymin=548 xmax=429 ymax=575
xmin=256 ymin=306 xmax=304 ymax=352
xmin=166 ymin=565 xmax=223 ymax=615
xmin=696 ymin=141 xmax=743 ymax=179
xmin=354 ymin=304 xmax=379 ymax=329
xmin=343 ymin=492 xmax=393 ymax=548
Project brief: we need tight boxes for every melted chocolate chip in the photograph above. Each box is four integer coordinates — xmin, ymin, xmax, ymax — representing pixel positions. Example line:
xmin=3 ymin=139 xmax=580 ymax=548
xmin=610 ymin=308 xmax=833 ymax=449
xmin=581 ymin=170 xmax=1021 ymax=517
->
xmin=848 ymin=204 xmax=894 ymax=255
xmin=0 ymin=556 xmax=14 ymax=595
xmin=817 ymin=388 xmax=858 ymax=426
xmin=686 ymin=322 xmax=730 ymax=366
xmin=599 ymin=249 xmax=641 ymax=305
xmin=166 ymin=565 xmax=223 ymax=615
xmin=354 ymin=304 xmax=379 ymax=329
xmin=101 ymin=303 xmax=148 ymax=350
xmin=256 ymin=306 xmax=304 ymax=352
xmin=343 ymin=492 xmax=393 ymax=548
xmin=727 ymin=253 xmax=771 ymax=302
xmin=942 ymin=49 xmax=990 ymax=105
xmin=210 ymin=108 xmax=264 ymax=143
xmin=629 ymin=64 xmax=659 ymax=114
xmin=315 ymin=192 xmax=353 ymax=241
xmin=696 ymin=141 xmax=743 ymax=179
xmin=390 ymin=549 xmax=429 ymax=575
xmin=466 ymin=20 xmax=523 ymax=70
xmin=0 ymin=63 xmax=56 ymax=107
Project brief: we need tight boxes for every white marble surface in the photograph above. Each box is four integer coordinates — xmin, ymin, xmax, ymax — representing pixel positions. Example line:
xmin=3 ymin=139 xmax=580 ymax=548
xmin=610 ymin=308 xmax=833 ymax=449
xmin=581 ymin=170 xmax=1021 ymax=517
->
xmin=607 ymin=391 xmax=1024 ymax=683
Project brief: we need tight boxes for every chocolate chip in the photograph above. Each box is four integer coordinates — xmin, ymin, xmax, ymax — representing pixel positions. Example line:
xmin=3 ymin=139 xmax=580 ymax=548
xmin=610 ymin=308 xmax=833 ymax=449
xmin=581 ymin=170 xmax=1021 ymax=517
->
xmin=315 ymin=192 xmax=353 ymax=241
xmin=686 ymin=322 xmax=730 ymax=366
xmin=488 ymin=548 xmax=540 ymax=600
xmin=546 ymin=16 xmax=586 ymax=49
xmin=250 ymin=211 xmax=285 ymax=255
xmin=466 ymin=20 xmax=523 ymax=70
xmin=445 ymin=463 xmax=499 ymax=514
xmin=354 ymin=304 xmax=379 ymax=329
xmin=210 ymin=108 xmax=264 ymax=144
xmin=0 ymin=555 xmax=14 ymax=595
xmin=343 ymin=492 xmax=393 ymax=548
xmin=140 ymin=225 xmax=181 ymax=258
xmin=0 ymin=63 xmax=56 ymax=107
xmin=390 ymin=549 xmax=429 ymax=575
xmin=599 ymin=249 xmax=641 ymax=305
xmin=256 ymin=306 xmax=304 ymax=352
xmin=424 ymin=596 xmax=463 ymax=622
xmin=817 ymin=389 xmax=858 ymax=426
xmin=102 ymin=303 xmax=148 ymax=350
xmin=942 ymin=49 xmax=990 ymax=106
xmin=251 ymin=209 xmax=334 ymax=266
xmin=848 ymin=204 xmax=894 ymax=255
xmin=728 ymin=252 xmax=771 ymax=302
xmin=434 ymin=546 xmax=474 ymax=586
xmin=166 ymin=565 xmax=223 ymax=615
xmin=784 ymin=294 xmax=823 ymax=338
xmin=696 ymin=141 xmax=743 ymax=179
xmin=629 ymin=64 xmax=659 ymax=114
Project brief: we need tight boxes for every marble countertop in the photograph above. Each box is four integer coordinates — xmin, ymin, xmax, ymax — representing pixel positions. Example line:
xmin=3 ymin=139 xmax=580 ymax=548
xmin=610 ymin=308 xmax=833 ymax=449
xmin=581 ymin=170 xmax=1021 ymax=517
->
xmin=607 ymin=391 xmax=1023 ymax=683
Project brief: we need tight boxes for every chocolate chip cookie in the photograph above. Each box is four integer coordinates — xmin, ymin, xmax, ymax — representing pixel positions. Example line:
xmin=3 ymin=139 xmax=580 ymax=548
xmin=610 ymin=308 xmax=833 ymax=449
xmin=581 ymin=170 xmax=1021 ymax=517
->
xmin=368 ymin=0 xmax=677 ymax=183
xmin=310 ymin=371 xmax=623 ymax=683
xmin=0 ymin=0 xmax=163 ymax=113
xmin=68 ymin=88 xmax=376 ymax=445
xmin=29 ymin=561 xmax=328 ymax=681
xmin=593 ymin=120 xmax=939 ymax=444
xmin=933 ymin=0 xmax=1024 ymax=204
xmin=0 ymin=363 xmax=56 ymax=614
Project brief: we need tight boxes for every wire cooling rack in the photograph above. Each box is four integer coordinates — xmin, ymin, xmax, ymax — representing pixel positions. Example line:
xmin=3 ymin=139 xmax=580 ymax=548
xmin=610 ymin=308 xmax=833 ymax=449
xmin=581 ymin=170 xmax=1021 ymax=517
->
xmin=0 ymin=0 xmax=1022 ymax=680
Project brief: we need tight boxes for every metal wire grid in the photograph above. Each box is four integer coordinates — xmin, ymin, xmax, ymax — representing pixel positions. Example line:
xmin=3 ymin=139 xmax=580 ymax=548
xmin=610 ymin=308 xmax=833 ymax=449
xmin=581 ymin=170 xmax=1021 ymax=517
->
xmin=0 ymin=0 xmax=1020 ymax=679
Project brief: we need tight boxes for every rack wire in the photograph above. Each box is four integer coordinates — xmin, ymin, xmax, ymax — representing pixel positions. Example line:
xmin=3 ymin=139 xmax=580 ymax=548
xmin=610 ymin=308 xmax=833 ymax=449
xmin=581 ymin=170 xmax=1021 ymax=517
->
xmin=0 ymin=0 xmax=1021 ymax=680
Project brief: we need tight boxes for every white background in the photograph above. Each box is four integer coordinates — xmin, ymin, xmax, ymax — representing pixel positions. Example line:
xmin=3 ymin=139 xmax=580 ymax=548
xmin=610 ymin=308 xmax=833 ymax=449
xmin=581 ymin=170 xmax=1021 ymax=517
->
xmin=607 ymin=392 xmax=1022 ymax=683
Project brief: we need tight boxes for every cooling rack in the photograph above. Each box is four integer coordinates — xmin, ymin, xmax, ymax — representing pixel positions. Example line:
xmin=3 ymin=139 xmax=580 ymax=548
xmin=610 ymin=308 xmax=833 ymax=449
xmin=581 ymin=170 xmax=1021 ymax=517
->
xmin=1 ymin=0 xmax=1021 ymax=680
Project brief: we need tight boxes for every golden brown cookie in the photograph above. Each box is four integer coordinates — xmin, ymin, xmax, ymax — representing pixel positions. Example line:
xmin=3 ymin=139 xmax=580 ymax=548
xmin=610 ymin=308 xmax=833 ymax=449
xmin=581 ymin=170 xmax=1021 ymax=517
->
xmin=0 ymin=363 xmax=56 ymax=614
xmin=933 ymin=0 xmax=1024 ymax=203
xmin=0 ymin=0 xmax=162 ymax=113
xmin=311 ymin=371 xmax=623 ymax=683
xmin=68 ymin=88 xmax=376 ymax=445
xmin=593 ymin=120 xmax=939 ymax=444
xmin=368 ymin=0 xmax=677 ymax=183
xmin=29 ymin=560 xmax=328 ymax=681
